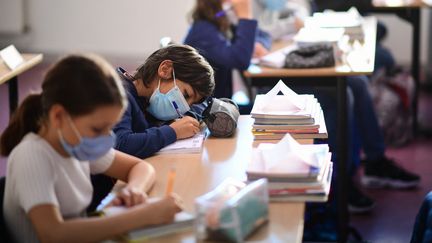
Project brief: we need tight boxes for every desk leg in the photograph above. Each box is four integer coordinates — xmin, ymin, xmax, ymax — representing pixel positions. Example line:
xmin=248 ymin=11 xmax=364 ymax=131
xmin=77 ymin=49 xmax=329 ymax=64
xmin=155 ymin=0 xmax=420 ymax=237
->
xmin=411 ymin=8 xmax=420 ymax=134
xmin=8 ymin=76 xmax=18 ymax=116
xmin=337 ymin=77 xmax=349 ymax=243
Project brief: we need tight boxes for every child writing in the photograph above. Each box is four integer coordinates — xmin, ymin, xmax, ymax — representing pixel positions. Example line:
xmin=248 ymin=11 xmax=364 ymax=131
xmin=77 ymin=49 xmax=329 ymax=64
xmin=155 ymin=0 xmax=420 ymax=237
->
xmin=113 ymin=44 xmax=215 ymax=159
xmin=89 ymin=44 xmax=215 ymax=212
xmin=0 ymin=54 xmax=182 ymax=243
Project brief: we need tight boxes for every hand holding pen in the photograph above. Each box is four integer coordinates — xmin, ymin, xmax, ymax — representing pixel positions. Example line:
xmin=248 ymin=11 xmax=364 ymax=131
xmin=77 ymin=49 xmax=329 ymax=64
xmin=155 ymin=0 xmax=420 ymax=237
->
xmin=96 ymin=186 xmax=148 ymax=211
xmin=169 ymin=115 xmax=200 ymax=139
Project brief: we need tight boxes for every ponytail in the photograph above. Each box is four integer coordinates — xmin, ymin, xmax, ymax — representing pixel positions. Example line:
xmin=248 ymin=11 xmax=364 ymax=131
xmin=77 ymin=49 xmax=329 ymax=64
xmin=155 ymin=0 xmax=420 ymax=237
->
xmin=0 ymin=94 xmax=43 ymax=156
xmin=1 ymin=54 xmax=127 ymax=156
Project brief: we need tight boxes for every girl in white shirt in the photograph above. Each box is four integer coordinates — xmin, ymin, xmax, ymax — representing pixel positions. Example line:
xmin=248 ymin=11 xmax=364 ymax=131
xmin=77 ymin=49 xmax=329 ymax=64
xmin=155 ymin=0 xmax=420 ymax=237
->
xmin=0 ymin=54 xmax=182 ymax=243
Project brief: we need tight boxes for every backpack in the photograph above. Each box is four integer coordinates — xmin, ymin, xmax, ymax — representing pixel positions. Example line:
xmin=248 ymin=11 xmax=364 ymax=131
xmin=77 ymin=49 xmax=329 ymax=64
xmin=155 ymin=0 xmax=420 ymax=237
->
xmin=369 ymin=67 xmax=415 ymax=146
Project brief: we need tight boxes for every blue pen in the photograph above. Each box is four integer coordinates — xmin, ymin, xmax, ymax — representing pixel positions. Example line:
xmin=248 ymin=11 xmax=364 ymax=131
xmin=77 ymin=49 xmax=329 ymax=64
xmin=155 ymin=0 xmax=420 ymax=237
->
xmin=172 ymin=101 xmax=183 ymax=118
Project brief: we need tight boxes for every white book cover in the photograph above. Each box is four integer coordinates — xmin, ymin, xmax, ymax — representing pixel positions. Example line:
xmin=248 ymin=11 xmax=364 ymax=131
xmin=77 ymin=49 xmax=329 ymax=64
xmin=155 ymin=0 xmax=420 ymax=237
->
xmin=251 ymin=81 xmax=318 ymax=119
xmin=306 ymin=7 xmax=363 ymax=29
xmin=247 ymin=134 xmax=329 ymax=178
xmin=293 ymin=27 xmax=345 ymax=46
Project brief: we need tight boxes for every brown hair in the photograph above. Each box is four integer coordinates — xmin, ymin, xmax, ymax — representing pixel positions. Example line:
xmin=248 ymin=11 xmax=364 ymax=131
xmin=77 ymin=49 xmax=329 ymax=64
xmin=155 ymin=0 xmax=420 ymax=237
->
xmin=191 ymin=0 xmax=230 ymax=34
xmin=134 ymin=44 xmax=215 ymax=100
xmin=0 ymin=54 xmax=127 ymax=156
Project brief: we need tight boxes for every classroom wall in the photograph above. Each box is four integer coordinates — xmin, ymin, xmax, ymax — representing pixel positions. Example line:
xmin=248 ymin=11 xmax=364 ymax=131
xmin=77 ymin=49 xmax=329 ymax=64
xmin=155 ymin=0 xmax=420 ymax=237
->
xmin=0 ymin=0 xmax=196 ymax=61
xmin=0 ymin=1 xmax=430 ymax=65
xmin=375 ymin=9 xmax=431 ymax=67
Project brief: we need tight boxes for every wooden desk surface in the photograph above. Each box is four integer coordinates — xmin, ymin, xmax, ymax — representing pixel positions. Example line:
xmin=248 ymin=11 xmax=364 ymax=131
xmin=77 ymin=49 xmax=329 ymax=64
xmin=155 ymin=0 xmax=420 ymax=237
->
xmin=373 ymin=0 xmax=431 ymax=8
xmin=0 ymin=53 xmax=43 ymax=85
xmin=144 ymin=116 xmax=306 ymax=243
xmin=244 ymin=17 xmax=377 ymax=78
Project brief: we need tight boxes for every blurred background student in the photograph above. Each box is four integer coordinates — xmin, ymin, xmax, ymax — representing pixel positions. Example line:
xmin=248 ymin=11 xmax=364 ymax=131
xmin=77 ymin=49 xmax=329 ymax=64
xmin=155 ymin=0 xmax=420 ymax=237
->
xmin=184 ymin=0 xmax=271 ymax=110
xmin=0 ymin=54 xmax=182 ymax=243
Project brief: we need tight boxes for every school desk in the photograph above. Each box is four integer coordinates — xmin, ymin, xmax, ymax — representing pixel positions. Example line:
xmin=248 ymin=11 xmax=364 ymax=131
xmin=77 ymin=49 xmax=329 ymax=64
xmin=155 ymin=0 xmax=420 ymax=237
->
xmin=142 ymin=115 xmax=322 ymax=243
xmin=0 ymin=53 xmax=43 ymax=116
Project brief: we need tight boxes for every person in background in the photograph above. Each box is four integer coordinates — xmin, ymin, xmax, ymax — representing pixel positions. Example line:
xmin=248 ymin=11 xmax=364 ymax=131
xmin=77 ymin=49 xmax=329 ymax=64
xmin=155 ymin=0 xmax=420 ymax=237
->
xmin=253 ymin=0 xmax=309 ymax=40
xmin=0 ymin=54 xmax=182 ymax=243
xmin=184 ymin=0 xmax=272 ymax=100
xmin=87 ymin=44 xmax=215 ymax=212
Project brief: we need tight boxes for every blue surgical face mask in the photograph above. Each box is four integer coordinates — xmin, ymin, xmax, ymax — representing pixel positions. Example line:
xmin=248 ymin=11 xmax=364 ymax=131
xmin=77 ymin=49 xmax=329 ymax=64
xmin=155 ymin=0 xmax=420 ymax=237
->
xmin=58 ymin=115 xmax=115 ymax=161
xmin=263 ymin=0 xmax=286 ymax=11
xmin=146 ymin=70 xmax=191 ymax=121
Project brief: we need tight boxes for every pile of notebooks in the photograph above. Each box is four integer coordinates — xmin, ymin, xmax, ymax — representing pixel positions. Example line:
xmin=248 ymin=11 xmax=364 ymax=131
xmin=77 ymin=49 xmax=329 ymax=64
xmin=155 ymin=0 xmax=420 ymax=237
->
xmin=304 ymin=7 xmax=365 ymax=41
xmin=251 ymin=80 xmax=327 ymax=140
xmin=247 ymin=134 xmax=333 ymax=202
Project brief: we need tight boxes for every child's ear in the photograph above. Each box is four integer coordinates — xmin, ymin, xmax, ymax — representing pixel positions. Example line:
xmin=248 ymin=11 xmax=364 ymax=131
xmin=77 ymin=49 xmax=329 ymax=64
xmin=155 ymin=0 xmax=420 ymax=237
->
xmin=157 ymin=60 xmax=174 ymax=80
xmin=49 ymin=104 xmax=67 ymax=129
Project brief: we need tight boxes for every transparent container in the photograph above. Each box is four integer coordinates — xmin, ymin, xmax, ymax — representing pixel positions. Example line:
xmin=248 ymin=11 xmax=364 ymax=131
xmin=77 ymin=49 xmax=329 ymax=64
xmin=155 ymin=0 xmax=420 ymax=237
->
xmin=194 ymin=178 xmax=269 ymax=242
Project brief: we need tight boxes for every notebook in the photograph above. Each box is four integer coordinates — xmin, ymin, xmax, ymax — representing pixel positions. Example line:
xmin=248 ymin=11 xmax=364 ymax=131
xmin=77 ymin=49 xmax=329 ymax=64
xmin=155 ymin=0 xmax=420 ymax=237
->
xmin=157 ymin=129 xmax=207 ymax=154
xmin=103 ymin=202 xmax=195 ymax=242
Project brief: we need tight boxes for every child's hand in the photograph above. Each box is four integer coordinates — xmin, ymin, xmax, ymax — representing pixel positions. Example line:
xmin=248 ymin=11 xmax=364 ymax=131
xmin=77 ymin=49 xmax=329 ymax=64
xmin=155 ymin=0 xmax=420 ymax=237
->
xmin=294 ymin=17 xmax=304 ymax=31
xmin=253 ymin=42 xmax=269 ymax=58
xmin=111 ymin=186 xmax=148 ymax=207
xmin=231 ymin=0 xmax=252 ymax=19
xmin=169 ymin=116 xmax=200 ymax=139
xmin=146 ymin=194 xmax=183 ymax=225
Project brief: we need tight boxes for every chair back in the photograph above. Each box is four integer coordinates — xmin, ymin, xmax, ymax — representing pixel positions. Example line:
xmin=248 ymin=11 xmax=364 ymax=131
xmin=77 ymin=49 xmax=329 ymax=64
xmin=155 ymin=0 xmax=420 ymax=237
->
xmin=0 ymin=177 xmax=13 ymax=242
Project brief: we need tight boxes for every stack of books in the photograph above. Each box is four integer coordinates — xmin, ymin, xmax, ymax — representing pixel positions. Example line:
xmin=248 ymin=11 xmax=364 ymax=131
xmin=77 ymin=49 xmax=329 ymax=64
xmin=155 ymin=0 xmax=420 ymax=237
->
xmin=304 ymin=7 xmax=365 ymax=41
xmin=247 ymin=134 xmax=333 ymax=202
xmin=251 ymin=80 xmax=327 ymax=140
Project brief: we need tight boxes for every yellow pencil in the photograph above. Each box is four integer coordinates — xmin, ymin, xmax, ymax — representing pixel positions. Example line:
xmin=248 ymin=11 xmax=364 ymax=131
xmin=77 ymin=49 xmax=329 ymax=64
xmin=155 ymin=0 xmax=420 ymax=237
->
xmin=165 ymin=168 xmax=176 ymax=196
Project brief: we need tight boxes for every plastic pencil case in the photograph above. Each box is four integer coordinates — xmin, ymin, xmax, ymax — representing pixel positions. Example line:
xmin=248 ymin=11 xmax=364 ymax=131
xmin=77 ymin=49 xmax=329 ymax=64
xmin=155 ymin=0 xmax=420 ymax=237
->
xmin=194 ymin=178 xmax=269 ymax=242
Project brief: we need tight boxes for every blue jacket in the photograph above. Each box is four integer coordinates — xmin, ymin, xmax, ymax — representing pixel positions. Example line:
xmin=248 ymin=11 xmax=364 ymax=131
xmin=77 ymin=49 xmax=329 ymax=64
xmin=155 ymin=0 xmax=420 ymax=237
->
xmin=184 ymin=19 xmax=270 ymax=99
xmin=113 ymin=80 xmax=177 ymax=158
xmin=411 ymin=191 xmax=432 ymax=243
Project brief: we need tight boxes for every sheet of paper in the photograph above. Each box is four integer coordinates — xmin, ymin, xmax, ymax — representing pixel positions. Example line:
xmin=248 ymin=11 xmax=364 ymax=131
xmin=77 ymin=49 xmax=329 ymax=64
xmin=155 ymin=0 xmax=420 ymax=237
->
xmin=0 ymin=45 xmax=24 ymax=69
xmin=158 ymin=130 xmax=207 ymax=154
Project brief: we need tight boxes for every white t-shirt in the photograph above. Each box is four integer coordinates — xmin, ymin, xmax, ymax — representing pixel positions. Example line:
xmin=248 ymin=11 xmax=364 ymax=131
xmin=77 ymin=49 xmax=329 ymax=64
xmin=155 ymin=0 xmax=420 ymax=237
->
xmin=3 ymin=133 xmax=115 ymax=243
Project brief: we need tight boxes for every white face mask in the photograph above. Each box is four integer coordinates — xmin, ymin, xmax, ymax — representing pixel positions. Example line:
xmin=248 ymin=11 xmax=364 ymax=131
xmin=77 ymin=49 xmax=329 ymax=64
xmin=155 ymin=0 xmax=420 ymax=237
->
xmin=146 ymin=69 xmax=191 ymax=121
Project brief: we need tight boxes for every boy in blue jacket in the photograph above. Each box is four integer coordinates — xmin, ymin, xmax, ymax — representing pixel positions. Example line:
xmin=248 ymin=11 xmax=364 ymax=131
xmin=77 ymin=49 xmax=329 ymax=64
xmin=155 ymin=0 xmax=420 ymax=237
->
xmin=88 ymin=44 xmax=215 ymax=211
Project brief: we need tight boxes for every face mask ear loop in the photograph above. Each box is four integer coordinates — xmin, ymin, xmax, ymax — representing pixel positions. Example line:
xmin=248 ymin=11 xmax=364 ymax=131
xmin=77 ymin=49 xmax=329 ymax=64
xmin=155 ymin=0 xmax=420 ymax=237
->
xmin=66 ymin=115 xmax=83 ymax=142
xmin=172 ymin=68 xmax=177 ymax=87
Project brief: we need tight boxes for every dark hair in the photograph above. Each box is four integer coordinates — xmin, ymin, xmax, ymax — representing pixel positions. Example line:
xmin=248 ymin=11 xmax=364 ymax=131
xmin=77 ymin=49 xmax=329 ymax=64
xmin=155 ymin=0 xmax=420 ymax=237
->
xmin=191 ymin=0 xmax=230 ymax=35
xmin=134 ymin=44 xmax=215 ymax=99
xmin=0 ymin=54 xmax=127 ymax=156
